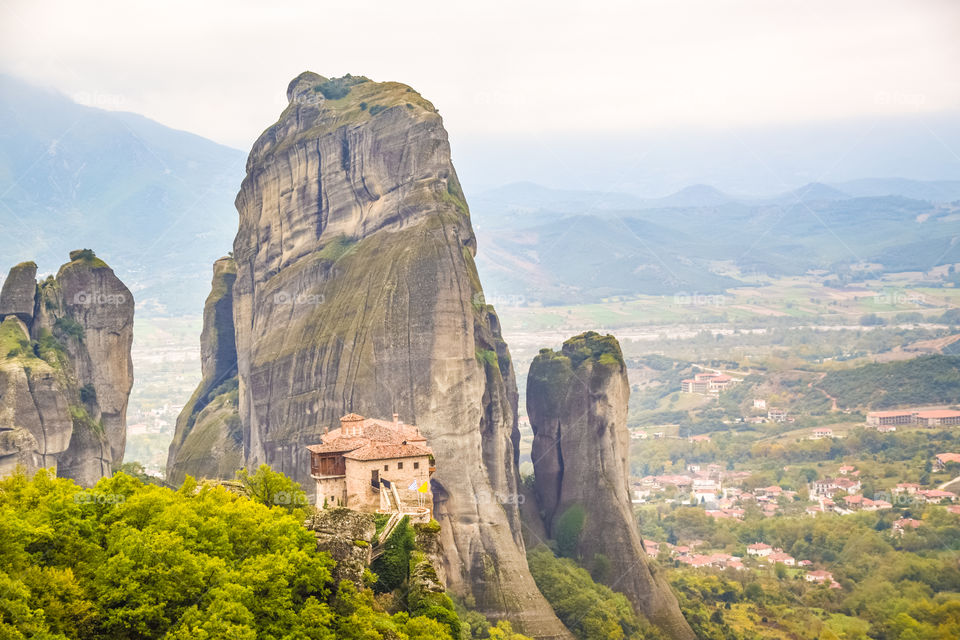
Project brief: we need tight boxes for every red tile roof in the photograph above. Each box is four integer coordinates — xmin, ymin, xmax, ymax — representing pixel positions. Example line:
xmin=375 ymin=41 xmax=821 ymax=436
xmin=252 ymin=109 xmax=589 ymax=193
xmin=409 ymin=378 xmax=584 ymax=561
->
xmin=307 ymin=415 xmax=432 ymax=462
xmin=916 ymin=410 xmax=960 ymax=419
xmin=343 ymin=442 xmax=433 ymax=461
xmin=306 ymin=437 xmax=368 ymax=454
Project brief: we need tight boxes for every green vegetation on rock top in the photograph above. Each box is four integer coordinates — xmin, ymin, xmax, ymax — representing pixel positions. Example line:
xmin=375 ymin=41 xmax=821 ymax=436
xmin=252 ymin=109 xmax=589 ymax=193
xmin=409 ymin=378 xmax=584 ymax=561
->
xmin=264 ymin=73 xmax=438 ymax=157
xmin=561 ymin=331 xmax=624 ymax=369
xmin=531 ymin=332 xmax=624 ymax=376
xmin=58 ymin=249 xmax=109 ymax=275
xmin=313 ymin=74 xmax=369 ymax=100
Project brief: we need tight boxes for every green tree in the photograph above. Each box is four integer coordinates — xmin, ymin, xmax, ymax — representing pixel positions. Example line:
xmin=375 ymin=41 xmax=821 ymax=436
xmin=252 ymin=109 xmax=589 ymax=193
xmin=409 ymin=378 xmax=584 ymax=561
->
xmin=235 ymin=464 xmax=308 ymax=513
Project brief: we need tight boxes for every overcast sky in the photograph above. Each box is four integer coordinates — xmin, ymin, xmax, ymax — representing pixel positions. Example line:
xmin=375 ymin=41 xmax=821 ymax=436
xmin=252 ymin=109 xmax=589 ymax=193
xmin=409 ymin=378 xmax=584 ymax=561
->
xmin=1 ymin=0 xmax=958 ymax=152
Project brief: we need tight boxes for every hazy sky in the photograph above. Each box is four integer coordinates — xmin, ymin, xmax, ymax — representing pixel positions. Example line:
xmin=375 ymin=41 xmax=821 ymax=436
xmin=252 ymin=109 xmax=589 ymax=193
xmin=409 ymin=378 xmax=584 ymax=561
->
xmin=1 ymin=0 xmax=958 ymax=151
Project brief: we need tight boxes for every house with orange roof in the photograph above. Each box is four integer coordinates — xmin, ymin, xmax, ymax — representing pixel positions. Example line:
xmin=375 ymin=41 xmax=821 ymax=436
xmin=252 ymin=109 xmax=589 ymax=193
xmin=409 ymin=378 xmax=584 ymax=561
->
xmin=769 ymin=552 xmax=796 ymax=566
xmin=893 ymin=482 xmax=923 ymax=495
xmin=915 ymin=410 xmax=960 ymax=427
xmin=681 ymin=372 xmax=740 ymax=395
xmin=307 ymin=413 xmax=434 ymax=519
xmin=934 ymin=453 xmax=960 ymax=471
xmin=805 ymin=570 xmax=833 ymax=583
xmin=747 ymin=542 xmax=772 ymax=557
xmin=892 ymin=518 xmax=922 ymax=535
xmin=918 ymin=489 xmax=957 ymax=504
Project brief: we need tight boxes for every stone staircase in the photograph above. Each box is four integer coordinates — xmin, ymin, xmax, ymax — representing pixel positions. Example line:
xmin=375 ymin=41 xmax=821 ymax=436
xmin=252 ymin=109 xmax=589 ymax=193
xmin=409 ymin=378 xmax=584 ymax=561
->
xmin=370 ymin=482 xmax=406 ymax=559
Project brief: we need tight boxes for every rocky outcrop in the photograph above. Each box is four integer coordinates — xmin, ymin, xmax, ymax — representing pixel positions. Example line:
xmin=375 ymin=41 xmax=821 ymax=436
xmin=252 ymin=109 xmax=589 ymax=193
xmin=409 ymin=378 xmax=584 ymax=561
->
xmin=166 ymin=257 xmax=241 ymax=483
xmin=171 ymin=72 xmax=571 ymax=638
xmin=305 ymin=507 xmax=376 ymax=590
xmin=52 ymin=251 xmax=135 ymax=465
xmin=527 ymin=332 xmax=694 ymax=639
xmin=0 ymin=251 xmax=133 ymax=486
xmin=0 ymin=261 xmax=37 ymax=323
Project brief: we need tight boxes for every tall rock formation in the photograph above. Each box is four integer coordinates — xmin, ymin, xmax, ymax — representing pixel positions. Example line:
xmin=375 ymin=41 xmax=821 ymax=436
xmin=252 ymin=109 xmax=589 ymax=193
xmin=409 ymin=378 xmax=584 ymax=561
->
xmin=527 ymin=332 xmax=694 ymax=639
xmin=0 ymin=250 xmax=134 ymax=485
xmin=168 ymin=72 xmax=571 ymax=638
xmin=166 ymin=256 xmax=242 ymax=483
xmin=0 ymin=261 xmax=38 ymax=322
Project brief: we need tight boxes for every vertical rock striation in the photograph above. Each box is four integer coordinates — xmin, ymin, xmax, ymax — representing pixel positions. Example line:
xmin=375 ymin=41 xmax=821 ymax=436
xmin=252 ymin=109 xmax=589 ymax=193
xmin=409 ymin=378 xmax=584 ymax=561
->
xmin=169 ymin=73 xmax=571 ymax=638
xmin=0 ymin=250 xmax=133 ymax=485
xmin=527 ymin=331 xmax=694 ymax=639
xmin=0 ymin=261 xmax=38 ymax=322
xmin=166 ymin=256 xmax=242 ymax=483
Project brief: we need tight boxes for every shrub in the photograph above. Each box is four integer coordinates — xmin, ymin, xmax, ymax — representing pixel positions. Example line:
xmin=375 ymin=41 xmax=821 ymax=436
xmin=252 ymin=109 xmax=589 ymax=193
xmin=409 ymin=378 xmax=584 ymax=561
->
xmin=527 ymin=546 xmax=653 ymax=640
xmin=79 ymin=383 xmax=97 ymax=404
xmin=54 ymin=316 xmax=85 ymax=341
xmin=235 ymin=464 xmax=308 ymax=514
xmin=371 ymin=516 xmax=414 ymax=592
xmin=314 ymin=74 xmax=368 ymax=100
xmin=69 ymin=248 xmax=96 ymax=262
xmin=554 ymin=503 xmax=586 ymax=559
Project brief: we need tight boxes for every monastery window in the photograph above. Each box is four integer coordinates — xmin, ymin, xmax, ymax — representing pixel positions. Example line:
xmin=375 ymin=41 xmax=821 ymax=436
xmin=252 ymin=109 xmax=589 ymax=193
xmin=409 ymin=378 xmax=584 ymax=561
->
xmin=397 ymin=462 xmax=403 ymax=470
xmin=414 ymin=462 xmax=419 ymax=470
xmin=383 ymin=464 xmax=389 ymax=471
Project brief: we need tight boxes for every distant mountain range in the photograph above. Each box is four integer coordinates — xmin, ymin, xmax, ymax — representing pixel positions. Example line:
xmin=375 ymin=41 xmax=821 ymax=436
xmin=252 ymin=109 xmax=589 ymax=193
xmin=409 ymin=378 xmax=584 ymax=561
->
xmin=470 ymin=178 xmax=960 ymax=220
xmin=0 ymin=74 xmax=245 ymax=315
xmin=2 ymin=73 xmax=958 ymax=312
xmin=470 ymin=181 xmax=960 ymax=304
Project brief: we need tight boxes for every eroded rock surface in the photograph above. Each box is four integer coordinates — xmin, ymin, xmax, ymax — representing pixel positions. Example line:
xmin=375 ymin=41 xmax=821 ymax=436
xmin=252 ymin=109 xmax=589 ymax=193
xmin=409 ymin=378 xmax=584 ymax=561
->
xmin=0 ymin=261 xmax=37 ymax=323
xmin=167 ymin=257 xmax=241 ymax=483
xmin=305 ymin=507 xmax=376 ymax=590
xmin=528 ymin=332 xmax=694 ymax=639
xmin=0 ymin=251 xmax=133 ymax=486
xmin=171 ymin=72 xmax=571 ymax=638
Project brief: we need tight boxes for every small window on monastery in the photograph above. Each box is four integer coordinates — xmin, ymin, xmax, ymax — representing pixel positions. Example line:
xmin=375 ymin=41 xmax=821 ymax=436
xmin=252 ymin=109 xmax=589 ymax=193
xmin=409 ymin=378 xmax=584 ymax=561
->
xmin=414 ymin=462 xmax=420 ymax=470
xmin=384 ymin=464 xmax=389 ymax=471
xmin=397 ymin=462 xmax=403 ymax=470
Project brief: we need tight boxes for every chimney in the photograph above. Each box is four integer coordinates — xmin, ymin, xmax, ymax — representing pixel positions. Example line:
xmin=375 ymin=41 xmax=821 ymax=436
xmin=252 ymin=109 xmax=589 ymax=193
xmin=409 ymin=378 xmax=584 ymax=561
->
xmin=393 ymin=412 xmax=400 ymax=428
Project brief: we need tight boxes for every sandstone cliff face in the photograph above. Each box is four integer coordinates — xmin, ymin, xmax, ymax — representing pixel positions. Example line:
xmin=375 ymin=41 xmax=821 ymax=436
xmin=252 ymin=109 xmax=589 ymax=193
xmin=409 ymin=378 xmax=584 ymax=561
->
xmin=0 ymin=251 xmax=133 ymax=486
xmin=0 ymin=316 xmax=72 ymax=476
xmin=305 ymin=508 xmax=376 ymax=590
xmin=527 ymin=332 xmax=694 ymax=639
xmin=174 ymin=72 xmax=571 ymax=638
xmin=0 ymin=262 xmax=38 ymax=322
xmin=166 ymin=257 xmax=242 ymax=483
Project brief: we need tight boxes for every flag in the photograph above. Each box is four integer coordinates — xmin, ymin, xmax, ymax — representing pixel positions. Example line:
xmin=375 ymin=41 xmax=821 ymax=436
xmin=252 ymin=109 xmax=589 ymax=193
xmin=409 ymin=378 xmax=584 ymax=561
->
xmin=408 ymin=481 xmax=418 ymax=491
xmin=417 ymin=481 xmax=429 ymax=494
